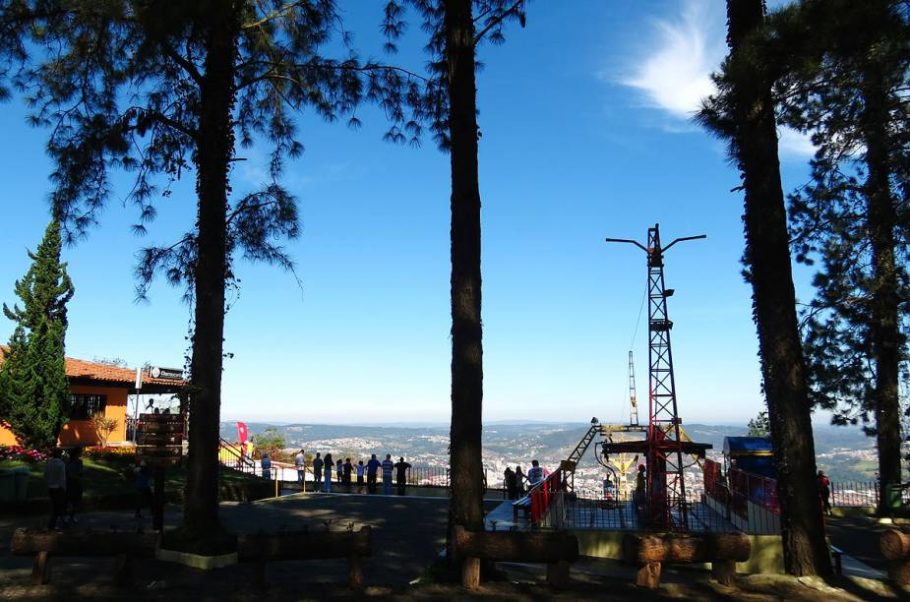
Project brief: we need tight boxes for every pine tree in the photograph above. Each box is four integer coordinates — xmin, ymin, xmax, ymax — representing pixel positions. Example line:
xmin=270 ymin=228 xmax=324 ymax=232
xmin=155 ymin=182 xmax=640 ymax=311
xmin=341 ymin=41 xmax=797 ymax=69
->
xmin=747 ymin=410 xmax=770 ymax=437
xmin=0 ymin=219 xmax=74 ymax=449
xmin=697 ymin=0 xmax=831 ymax=576
xmin=761 ymin=0 xmax=910 ymax=515
xmin=383 ymin=0 xmax=527 ymax=581
xmin=1 ymin=1 xmax=423 ymax=538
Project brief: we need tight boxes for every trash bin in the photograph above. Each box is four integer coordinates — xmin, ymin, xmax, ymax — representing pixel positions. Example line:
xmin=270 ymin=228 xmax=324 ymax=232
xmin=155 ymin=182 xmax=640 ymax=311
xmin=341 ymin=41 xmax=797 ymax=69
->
xmin=0 ymin=469 xmax=14 ymax=502
xmin=13 ymin=467 xmax=30 ymax=501
xmin=886 ymin=483 xmax=904 ymax=512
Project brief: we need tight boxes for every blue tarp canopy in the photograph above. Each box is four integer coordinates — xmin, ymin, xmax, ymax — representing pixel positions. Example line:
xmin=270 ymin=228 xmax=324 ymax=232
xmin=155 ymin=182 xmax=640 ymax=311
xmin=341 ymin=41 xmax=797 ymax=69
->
xmin=723 ymin=436 xmax=776 ymax=479
xmin=723 ymin=436 xmax=773 ymax=457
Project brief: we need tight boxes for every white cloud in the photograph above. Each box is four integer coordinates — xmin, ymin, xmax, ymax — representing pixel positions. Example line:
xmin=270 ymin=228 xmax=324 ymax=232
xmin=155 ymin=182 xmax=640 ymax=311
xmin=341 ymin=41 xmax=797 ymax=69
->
xmin=620 ymin=0 xmax=725 ymax=119
xmin=618 ymin=0 xmax=815 ymax=158
xmin=778 ymin=128 xmax=815 ymax=158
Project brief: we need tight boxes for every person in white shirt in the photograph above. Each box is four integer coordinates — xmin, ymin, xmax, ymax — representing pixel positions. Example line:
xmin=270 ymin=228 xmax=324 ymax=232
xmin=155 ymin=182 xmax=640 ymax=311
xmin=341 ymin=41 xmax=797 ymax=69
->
xmin=44 ymin=448 xmax=67 ymax=530
xmin=294 ymin=449 xmax=306 ymax=484
xmin=527 ymin=460 xmax=545 ymax=487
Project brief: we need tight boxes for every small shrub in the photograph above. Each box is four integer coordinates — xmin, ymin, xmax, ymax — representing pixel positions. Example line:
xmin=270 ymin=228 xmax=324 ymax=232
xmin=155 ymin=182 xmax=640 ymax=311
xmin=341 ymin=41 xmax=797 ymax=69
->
xmin=90 ymin=413 xmax=119 ymax=446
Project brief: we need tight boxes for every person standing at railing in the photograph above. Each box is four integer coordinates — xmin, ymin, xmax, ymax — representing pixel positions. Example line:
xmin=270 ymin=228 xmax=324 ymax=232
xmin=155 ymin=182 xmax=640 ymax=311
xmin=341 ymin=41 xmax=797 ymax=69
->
xmin=818 ymin=470 xmax=832 ymax=515
xmin=336 ymin=459 xmax=343 ymax=486
xmin=343 ymin=458 xmax=353 ymax=488
xmin=504 ymin=467 xmax=518 ymax=500
xmin=367 ymin=454 xmax=380 ymax=494
xmin=356 ymin=460 xmax=365 ymax=492
xmin=394 ymin=457 xmax=412 ymax=495
xmin=294 ymin=449 xmax=306 ymax=484
xmin=527 ymin=460 xmax=545 ymax=487
xmin=382 ymin=454 xmax=394 ymax=495
xmin=323 ymin=453 xmax=334 ymax=493
xmin=261 ymin=453 xmax=272 ymax=480
xmin=312 ymin=452 xmax=324 ymax=492
xmin=515 ymin=466 xmax=527 ymax=496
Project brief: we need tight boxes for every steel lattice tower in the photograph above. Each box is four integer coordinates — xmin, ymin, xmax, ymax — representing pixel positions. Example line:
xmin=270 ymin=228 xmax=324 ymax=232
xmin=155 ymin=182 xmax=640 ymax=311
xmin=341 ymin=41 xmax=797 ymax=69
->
xmin=645 ymin=225 xmax=689 ymax=530
xmin=603 ymin=224 xmax=710 ymax=532
xmin=628 ymin=351 xmax=639 ymax=427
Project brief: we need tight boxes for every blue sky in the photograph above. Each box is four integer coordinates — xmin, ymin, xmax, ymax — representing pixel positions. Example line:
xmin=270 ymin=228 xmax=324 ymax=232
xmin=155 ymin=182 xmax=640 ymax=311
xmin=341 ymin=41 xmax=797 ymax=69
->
xmin=0 ymin=0 xmax=820 ymax=425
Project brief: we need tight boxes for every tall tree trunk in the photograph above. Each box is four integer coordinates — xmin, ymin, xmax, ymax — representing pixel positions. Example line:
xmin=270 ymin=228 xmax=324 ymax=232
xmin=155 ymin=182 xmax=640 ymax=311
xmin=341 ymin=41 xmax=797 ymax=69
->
xmin=726 ymin=0 xmax=830 ymax=576
xmin=444 ymin=0 xmax=485 ymax=567
xmin=860 ymin=66 xmax=902 ymax=516
xmin=184 ymin=3 xmax=237 ymax=534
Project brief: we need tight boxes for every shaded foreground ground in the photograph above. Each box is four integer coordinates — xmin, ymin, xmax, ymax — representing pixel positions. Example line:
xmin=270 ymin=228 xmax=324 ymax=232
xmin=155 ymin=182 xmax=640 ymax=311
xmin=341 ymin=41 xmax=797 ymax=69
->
xmin=0 ymin=494 xmax=906 ymax=601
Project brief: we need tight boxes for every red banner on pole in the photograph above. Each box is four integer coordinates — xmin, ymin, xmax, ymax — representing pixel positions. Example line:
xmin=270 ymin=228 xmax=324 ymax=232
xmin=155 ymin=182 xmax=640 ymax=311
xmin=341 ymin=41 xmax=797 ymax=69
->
xmin=237 ymin=421 xmax=248 ymax=443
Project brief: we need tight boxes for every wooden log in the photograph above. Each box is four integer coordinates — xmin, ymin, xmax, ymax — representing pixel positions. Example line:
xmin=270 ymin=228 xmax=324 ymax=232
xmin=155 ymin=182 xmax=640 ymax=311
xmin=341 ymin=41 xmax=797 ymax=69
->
xmin=461 ymin=557 xmax=481 ymax=590
xmin=635 ymin=561 xmax=661 ymax=589
xmin=669 ymin=536 xmax=705 ymax=563
xmin=889 ymin=559 xmax=910 ymax=587
xmin=711 ymin=559 xmax=736 ymax=586
xmin=237 ymin=526 xmax=371 ymax=561
xmin=348 ymin=554 xmax=364 ymax=591
xmin=11 ymin=529 xmax=159 ymax=558
xmin=624 ymin=534 xmax=668 ymax=563
xmin=546 ymin=560 xmax=571 ymax=588
xmin=114 ymin=554 xmax=132 ymax=586
xmin=881 ymin=529 xmax=910 ymax=561
xmin=452 ymin=526 xmax=578 ymax=563
xmin=32 ymin=551 xmax=48 ymax=585
xmin=625 ymin=533 xmax=750 ymax=564
xmin=706 ymin=533 xmax=751 ymax=562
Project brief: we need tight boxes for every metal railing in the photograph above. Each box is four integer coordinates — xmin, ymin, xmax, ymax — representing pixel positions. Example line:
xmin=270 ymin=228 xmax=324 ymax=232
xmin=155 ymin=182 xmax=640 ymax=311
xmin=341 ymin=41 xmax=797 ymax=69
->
xmin=221 ymin=456 xmax=494 ymax=493
xmin=534 ymin=490 xmax=742 ymax=533
xmin=218 ymin=439 xmax=257 ymax=475
xmin=125 ymin=417 xmax=139 ymax=442
xmin=830 ymin=481 xmax=879 ymax=508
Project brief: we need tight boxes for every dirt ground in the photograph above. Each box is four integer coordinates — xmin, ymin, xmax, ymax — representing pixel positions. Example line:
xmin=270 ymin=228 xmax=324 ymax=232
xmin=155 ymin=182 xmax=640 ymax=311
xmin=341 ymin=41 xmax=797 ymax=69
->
xmin=0 ymin=494 xmax=906 ymax=601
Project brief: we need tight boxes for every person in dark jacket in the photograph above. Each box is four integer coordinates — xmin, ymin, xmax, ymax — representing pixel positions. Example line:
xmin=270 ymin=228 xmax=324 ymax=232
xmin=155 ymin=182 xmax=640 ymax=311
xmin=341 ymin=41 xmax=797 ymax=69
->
xmin=394 ymin=457 xmax=411 ymax=495
xmin=44 ymin=448 xmax=67 ymax=530
xmin=66 ymin=447 xmax=84 ymax=523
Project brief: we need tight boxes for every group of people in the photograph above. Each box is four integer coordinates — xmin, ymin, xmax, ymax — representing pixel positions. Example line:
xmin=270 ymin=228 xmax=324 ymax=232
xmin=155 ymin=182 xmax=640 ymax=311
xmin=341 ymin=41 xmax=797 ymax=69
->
xmin=502 ymin=460 xmax=547 ymax=499
xmin=287 ymin=450 xmax=413 ymax=495
xmin=43 ymin=447 xmax=83 ymax=531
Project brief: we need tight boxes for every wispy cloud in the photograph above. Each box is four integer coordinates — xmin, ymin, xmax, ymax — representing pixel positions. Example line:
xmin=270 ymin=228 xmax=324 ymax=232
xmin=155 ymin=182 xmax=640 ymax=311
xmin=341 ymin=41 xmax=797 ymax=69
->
xmin=618 ymin=0 xmax=814 ymax=159
xmin=620 ymin=0 xmax=724 ymax=119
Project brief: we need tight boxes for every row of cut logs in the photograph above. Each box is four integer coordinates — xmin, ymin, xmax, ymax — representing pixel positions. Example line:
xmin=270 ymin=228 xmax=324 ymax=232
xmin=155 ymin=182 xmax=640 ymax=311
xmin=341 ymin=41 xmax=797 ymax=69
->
xmin=453 ymin=526 xmax=579 ymax=589
xmin=10 ymin=529 xmax=159 ymax=585
xmin=238 ymin=527 xmax=372 ymax=589
xmin=10 ymin=527 xmax=373 ymax=589
xmin=623 ymin=532 xmax=751 ymax=589
xmin=880 ymin=528 xmax=910 ymax=586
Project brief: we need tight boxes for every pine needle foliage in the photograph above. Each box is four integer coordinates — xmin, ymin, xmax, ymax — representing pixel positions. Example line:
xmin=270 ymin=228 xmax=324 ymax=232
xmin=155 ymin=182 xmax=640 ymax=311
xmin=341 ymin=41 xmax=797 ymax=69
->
xmin=0 ymin=219 xmax=74 ymax=449
xmin=0 ymin=0 xmax=428 ymax=532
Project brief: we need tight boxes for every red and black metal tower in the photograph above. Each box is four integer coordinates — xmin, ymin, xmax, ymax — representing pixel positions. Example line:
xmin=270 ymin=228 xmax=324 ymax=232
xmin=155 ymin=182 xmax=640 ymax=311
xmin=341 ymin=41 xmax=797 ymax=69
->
xmin=602 ymin=224 xmax=711 ymax=531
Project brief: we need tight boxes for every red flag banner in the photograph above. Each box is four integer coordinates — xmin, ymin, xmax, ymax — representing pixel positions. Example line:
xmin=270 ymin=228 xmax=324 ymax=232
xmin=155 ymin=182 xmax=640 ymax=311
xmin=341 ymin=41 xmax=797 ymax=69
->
xmin=237 ymin=421 xmax=248 ymax=444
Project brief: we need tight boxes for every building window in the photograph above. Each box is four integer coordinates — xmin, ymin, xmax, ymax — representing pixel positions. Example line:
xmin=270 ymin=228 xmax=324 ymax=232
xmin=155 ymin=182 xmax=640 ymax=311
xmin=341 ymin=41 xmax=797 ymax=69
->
xmin=70 ymin=394 xmax=107 ymax=419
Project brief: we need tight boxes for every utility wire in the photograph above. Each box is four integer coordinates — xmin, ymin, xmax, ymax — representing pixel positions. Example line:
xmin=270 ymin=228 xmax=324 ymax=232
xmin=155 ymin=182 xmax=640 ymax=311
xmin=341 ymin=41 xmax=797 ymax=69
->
xmin=628 ymin=282 xmax=647 ymax=351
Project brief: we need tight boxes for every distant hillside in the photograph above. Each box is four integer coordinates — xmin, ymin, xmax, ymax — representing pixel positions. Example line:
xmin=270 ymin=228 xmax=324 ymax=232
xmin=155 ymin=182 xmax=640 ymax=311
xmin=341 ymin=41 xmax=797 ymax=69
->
xmin=220 ymin=420 xmax=879 ymax=482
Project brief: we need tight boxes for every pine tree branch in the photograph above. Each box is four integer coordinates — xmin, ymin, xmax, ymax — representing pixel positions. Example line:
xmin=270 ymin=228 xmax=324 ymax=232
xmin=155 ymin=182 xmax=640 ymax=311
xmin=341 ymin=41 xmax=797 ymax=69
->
xmin=242 ymin=0 xmax=308 ymax=30
xmin=160 ymin=41 xmax=203 ymax=85
xmin=474 ymin=0 xmax=524 ymax=45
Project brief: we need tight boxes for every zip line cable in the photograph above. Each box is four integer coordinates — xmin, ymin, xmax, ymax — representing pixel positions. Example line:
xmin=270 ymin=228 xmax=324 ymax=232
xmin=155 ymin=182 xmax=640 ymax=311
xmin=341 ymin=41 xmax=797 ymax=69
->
xmin=629 ymin=282 xmax=647 ymax=351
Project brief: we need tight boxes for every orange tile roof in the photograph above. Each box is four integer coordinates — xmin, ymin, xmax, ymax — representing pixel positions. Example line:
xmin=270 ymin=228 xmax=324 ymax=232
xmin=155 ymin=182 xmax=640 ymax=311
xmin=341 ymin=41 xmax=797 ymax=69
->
xmin=0 ymin=346 xmax=185 ymax=388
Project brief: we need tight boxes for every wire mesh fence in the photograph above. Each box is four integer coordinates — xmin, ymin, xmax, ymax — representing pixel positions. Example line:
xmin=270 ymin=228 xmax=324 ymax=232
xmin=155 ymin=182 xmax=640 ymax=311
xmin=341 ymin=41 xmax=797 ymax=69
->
xmin=533 ymin=491 xmax=744 ymax=533
xmin=830 ymin=481 xmax=879 ymax=507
